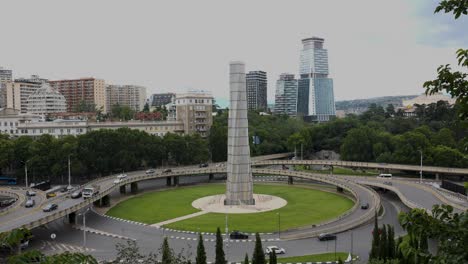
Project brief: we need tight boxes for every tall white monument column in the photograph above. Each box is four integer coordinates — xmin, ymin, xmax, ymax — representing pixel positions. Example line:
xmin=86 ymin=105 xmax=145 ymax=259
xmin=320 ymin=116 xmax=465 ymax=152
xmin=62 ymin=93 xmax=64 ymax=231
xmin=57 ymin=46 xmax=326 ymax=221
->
xmin=225 ymin=61 xmax=255 ymax=205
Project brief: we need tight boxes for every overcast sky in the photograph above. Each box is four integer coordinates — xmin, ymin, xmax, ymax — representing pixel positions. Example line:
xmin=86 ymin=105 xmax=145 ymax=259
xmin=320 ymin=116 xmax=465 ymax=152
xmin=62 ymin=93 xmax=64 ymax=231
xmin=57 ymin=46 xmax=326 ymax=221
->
xmin=1 ymin=0 xmax=467 ymax=106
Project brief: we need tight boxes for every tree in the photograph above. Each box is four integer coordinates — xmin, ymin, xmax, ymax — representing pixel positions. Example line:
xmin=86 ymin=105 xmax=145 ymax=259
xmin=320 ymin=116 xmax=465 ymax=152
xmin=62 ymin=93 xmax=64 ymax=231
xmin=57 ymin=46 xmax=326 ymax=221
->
xmin=379 ymin=225 xmax=388 ymax=260
xmin=7 ymin=250 xmax=99 ymax=264
xmin=244 ymin=253 xmax=249 ymax=264
xmin=387 ymin=225 xmax=395 ymax=259
xmin=370 ymin=212 xmax=380 ymax=259
xmin=0 ymin=228 xmax=32 ymax=254
xmin=215 ymin=227 xmax=226 ymax=264
xmin=196 ymin=233 xmax=207 ymax=264
xmin=143 ymin=102 xmax=150 ymax=112
xmin=268 ymin=251 xmax=277 ymax=264
xmin=161 ymin=237 xmax=172 ymax=264
xmin=252 ymin=233 xmax=266 ymax=264
xmin=424 ymin=1 xmax=468 ymax=119
xmin=73 ymin=100 xmax=96 ymax=113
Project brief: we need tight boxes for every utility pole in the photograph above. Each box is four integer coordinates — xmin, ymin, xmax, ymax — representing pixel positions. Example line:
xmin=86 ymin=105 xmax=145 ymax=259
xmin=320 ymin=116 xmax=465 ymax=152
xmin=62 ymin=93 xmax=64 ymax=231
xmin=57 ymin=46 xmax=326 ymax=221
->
xmin=24 ymin=163 xmax=28 ymax=188
xmin=300 ymin=143 xmax=303 ymax=160
xmin=277 ymin=212 xmax=281 ymax=239
xmin=68 ymin=155 xmax=72 ymax=190
xmin=350 ymin=231 xmax=354 ymax=264
xmin=419 ymin=149 xmax=423 ymax=183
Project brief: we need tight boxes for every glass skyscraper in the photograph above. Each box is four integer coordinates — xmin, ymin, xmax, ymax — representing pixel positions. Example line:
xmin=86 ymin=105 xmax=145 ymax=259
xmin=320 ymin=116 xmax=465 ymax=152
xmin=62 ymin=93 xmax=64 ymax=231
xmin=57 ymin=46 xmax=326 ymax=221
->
xmin=297 ymin=37 xmax=336 ymax=122
xmin=246 ymin=71 xmax=267 ymax=111
xmin=274 ymin=73 xmax=297 ymax=116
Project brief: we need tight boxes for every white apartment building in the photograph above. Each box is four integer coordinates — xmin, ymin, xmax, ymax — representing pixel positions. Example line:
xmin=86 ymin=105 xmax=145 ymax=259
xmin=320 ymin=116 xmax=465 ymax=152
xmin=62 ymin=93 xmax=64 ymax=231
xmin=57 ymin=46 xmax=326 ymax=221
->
xmin=0 ymin=108 xmax=44 ymax=136
xmin=26 ymin=83 xmax=67 ymax=115
xmin=171 ymin=91 xmax=213 ymax=137
xmin=6 ymin=76 xmax=44 ymax=113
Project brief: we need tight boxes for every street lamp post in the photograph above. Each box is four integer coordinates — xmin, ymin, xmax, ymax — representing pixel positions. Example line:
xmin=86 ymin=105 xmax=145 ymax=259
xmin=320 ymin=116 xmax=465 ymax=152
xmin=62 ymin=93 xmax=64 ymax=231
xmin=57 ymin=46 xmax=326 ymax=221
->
xmin=67 ymin=155 xmax=72 ymax=190
xmin=277 ymin=212 xmax=281 ymax=239
xmin=418 ymin=150 xmax=423 ymax=183
xmin=20 ymin=160 xmax=30 ymax=188
xmin=78 ymin=207 xmax=91 ymax=249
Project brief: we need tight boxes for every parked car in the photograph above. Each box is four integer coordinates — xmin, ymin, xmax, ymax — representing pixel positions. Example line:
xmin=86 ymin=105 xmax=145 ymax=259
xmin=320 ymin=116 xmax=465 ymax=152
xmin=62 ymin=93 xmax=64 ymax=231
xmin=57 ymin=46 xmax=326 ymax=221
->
xmin=117 ymin=173 xmax=128 ymax=179
xmin=26 ymin=190 xmax=36 ymax=197
xmin=25 ymin=199 xmax=35 ymax=208
xmin=71 ymin=190 xmax=82 ymax=199
xmin=265 ymin=246 xmax=285 ymax=255
xmin=0 ymin=198 xmax=17 ymax=207
xmin=163 ymin=169 xmax=172 ymax=173
xmin=199 ymin=163 xmax=209 ymax=168
xmin=46 ymin=192 xmax=57 ymax=199
xmin=114 ymin=178 xmax=122 ymax=184
xmin=145 ymin=169 xmax=156 ymax=175
xmin=42 ymin=203 xmax=58 ymax=212
xmin=229 ymin=231 xmax=249 ymax=239
xmin=318 ymin=233 xmax=337 ymax=241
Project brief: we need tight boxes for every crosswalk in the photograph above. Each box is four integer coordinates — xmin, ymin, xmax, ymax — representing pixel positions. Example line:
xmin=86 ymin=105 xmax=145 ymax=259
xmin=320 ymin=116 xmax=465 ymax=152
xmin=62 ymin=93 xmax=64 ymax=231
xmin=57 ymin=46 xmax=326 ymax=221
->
xmin=41 ymin=240 xmax=95 ymax=253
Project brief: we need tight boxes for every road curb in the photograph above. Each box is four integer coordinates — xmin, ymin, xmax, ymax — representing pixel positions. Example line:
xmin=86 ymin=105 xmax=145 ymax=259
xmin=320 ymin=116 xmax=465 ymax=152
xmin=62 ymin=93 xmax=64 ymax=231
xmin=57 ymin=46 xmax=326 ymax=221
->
xmin=72 ymin=225 xmax=136 ymax=241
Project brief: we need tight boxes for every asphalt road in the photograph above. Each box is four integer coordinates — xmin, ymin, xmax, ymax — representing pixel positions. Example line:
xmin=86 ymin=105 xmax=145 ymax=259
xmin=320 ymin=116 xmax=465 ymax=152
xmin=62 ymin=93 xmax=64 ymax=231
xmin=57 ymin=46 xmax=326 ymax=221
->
xmin=27 ymin=178 xmax=409 ymax=263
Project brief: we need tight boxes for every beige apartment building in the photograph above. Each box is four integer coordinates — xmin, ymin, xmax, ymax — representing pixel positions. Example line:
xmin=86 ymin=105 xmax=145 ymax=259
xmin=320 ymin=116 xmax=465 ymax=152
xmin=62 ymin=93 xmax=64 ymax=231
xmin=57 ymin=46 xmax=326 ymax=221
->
xmin=172 ymin=91 xmax=213 ymax=137
xmin=106 ymin=85 xmax=147 ymax=112
xmin=49 ymin=78 xmax=106 ymax=113
xmin=6 ymin=78 xmax=43 ymax=113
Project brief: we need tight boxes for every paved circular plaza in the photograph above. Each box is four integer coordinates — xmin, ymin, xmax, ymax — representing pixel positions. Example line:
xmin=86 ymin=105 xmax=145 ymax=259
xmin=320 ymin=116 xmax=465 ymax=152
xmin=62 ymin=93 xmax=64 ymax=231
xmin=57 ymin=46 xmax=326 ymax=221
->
xmin=192 ymin=193 xmax=288 ymax=214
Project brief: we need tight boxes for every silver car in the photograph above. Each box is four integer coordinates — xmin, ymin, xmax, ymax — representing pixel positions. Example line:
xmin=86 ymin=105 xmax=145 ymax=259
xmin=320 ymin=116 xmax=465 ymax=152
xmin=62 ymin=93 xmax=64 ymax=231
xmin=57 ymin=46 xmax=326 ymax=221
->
xmin=25 ymin=199 xmax=35 ymax=208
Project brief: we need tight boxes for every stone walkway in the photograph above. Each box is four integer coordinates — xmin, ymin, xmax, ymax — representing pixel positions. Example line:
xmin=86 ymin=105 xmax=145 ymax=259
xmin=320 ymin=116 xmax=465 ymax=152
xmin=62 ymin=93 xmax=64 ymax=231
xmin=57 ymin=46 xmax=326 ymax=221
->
xmin=150 ymin=211 xmax=209 ymax=227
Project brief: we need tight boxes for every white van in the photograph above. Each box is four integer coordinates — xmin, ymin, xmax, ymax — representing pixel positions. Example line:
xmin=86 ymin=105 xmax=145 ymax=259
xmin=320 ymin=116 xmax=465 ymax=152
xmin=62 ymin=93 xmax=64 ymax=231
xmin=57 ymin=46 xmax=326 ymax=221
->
xmin=378 ymin=173 xmax=392 ymax=179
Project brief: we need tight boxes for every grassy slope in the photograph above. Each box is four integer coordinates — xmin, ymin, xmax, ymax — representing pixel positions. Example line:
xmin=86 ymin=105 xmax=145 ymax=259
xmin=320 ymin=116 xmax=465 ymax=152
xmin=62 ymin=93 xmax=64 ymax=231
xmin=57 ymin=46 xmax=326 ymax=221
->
xmin=277 ymin=252 xmax=350 ymax=262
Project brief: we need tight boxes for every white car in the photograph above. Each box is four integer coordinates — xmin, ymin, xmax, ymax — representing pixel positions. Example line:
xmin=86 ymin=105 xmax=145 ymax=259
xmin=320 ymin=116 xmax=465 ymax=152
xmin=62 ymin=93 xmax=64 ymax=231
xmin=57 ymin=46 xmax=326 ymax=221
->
xmin=117 ymin=173 xmax=127 ymax=179
xmin=113 ymin=178 xmax=122 ymax=184
xmin=146 ymin=169 xmax=156 ymax=175
xmin=265 ymin=246 xmax=285 ymax=255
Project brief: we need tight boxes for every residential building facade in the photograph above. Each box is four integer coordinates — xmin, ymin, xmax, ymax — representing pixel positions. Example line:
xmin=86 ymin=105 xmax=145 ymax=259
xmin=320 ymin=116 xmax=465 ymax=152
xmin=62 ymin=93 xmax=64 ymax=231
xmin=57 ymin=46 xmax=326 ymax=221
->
xmin=0 ymin=108 xmax=43 ymax=136
xmin=49 ymin=78 xmax=106 ymax=113
xmin=150 ymin=93 xmax=175 ymax=107
xmin=26 ymin=83 xmax=67 ymax=115
xmin=297 ymin=37 xmax=336 ymax=122
xmin=6 ymin=76 xmax=44 ymax=113
xmin=106 ymin=85 xmax=147 ymax=112
xmin=274 ymin=73 xmax=298 ymax=116
xmin=246 ymin=71 xmax=267 ymax=111
xmin=173 ymin=91 xmax=213 ymax=137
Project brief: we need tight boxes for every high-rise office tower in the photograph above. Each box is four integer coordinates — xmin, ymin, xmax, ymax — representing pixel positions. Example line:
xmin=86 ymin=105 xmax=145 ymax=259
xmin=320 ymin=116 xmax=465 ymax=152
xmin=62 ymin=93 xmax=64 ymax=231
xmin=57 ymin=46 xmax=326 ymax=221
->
xmin=297 ymin=37 xmax=336 ymax=122
xmin=0 ymin=67 xmax=13 ymax=109
xmin=246 ymin=71 xmax=267 ymax=111
xmin=274 ymin=73 xmax=298 ymax=116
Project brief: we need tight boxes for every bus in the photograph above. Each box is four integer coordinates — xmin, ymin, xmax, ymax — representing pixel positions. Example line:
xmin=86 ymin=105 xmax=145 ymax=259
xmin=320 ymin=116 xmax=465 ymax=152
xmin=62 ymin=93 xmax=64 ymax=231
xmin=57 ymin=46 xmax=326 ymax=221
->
xmin=0 ymin=176 xmax=17 ymax=185
xmin=30 ymin=180 xmax=51 ymax=191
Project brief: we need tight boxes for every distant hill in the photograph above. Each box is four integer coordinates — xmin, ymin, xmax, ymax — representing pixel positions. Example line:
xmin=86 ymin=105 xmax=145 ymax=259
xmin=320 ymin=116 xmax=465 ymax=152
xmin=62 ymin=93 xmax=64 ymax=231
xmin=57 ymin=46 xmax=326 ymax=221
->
xmin=336 ymin=95 xmax=418 ymax=114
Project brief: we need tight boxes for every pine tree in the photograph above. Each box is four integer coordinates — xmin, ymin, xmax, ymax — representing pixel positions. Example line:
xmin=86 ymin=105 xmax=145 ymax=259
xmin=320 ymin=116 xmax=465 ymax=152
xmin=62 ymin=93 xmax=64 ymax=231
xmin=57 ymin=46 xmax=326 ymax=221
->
xmin=337 ymin=258 xmax=344 ymax=264
xmin=161 ymin=237 xmax=172 ymax=264
xmin=196 ymin=233 xmax=207 ymax=264
xmin=252 ymin=233 xmax=266 ymax=264
xmin=387 ymin=225 xmax=395 ymax=259
xmin=369 ymin=212 xmax=380 ymax=259
xmin=379 ymin=225 xmax=387 ymax=260
xmin=269 ymin=251 xmax=277 ymax=264
xmin=244 ymin=253 xmax=249 ymax=264
xmin=215 ymin=227 xmax=226 ymax=264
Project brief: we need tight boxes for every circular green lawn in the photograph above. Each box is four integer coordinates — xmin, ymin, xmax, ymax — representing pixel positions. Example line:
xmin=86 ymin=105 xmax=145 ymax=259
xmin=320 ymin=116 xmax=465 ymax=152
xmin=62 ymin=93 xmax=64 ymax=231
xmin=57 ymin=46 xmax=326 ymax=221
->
xmin=106 ymin=184 xmax=354 ymax=233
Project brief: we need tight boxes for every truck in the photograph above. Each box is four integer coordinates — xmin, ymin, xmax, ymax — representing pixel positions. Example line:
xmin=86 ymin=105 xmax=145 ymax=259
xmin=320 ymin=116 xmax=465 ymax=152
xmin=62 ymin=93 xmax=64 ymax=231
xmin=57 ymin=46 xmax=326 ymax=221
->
xmin=82 ymin=185 xmax=100 ymax=199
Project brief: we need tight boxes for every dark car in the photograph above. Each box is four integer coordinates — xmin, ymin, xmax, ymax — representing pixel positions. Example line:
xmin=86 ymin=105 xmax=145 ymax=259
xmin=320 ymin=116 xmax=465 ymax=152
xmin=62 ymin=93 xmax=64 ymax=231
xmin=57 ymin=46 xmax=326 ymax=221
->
xmin=0 ymin=198 xmax=17 ymax=207
xmin=71 ymin=190 xmax=82 ymax=199
xmin=25 ymin=199 xmax=35 ymax=208
xmin=60 ymin=187 xmax=68 ymax=193
xmin=42 ymin=203 xmax=58 ymax=212
xmin=199 ymin=163 xmax=209 ymax=168
xmin=163 ymin=169 xmax=172 ymax=173
xmin=318 ymin=233 xmax=337 ymax=241
xmin=361 ymin=203 xmax=369 ymax=210
xmin=26 ymin=190 xmax=37 ymax=197
xmin=230 ymin=231 xmax=249 ymax=239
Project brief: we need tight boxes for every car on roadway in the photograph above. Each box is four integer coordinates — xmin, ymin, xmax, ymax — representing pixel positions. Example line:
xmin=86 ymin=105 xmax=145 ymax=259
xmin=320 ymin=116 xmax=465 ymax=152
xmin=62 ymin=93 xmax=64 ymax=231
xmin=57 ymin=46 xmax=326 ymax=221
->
xmin=318 ymin=233 xmax=337 ymax=241
xmin=265 ymin=246 xmax=286 ymax=255
xmin=163 ymin=169 xmax=172 ymax=173
xmin=229 ymin=231 xmax=249 ymax=239
xmin=46 ymin=192 xmax=57 ymax=199
xmin=60 ymin=187 xmax=69 ymax=193
xmin=384 ymin=181 xmax=393 ymax=186
xmin=42 ymin=203 xmax=58 ymax=212
xmin=199 ymin=163 xmax=209 ymax=168
xmin=361 ymin=202 xmax=369 ymax=210
xmin=113 ymin=178 xmax=123 ymax=184
xmin=26 ymin=190 xmax=36 ymax=197
xmin=145 ymin=169 xmax=156 ymax=175
xmin=25 ymin=199 xmax=35 ymax=208
xmin=71 ymin=190 xmax=82 ymax=199
xmin=117 ymin=173 xmax=128 ymax=179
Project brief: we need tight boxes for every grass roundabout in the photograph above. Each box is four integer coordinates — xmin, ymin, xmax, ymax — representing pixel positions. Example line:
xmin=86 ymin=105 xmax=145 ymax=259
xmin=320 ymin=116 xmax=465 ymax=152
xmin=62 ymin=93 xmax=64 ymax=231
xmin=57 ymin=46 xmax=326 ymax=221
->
xmin=106 ymin=183 xmax=354 ymax=233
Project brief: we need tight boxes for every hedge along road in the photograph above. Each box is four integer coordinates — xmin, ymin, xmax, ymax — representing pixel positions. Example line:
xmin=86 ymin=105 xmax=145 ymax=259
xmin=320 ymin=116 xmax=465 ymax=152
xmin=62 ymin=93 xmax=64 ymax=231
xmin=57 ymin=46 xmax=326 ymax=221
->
xmin=106 ymin=183 xmax=354 ymax=233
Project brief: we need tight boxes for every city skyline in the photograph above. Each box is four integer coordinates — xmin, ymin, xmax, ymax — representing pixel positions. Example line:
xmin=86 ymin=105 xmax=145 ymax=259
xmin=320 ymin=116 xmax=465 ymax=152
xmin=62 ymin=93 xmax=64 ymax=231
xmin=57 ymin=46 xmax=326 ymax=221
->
xmin=1 ymin=0 xmax=466 ymax=105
